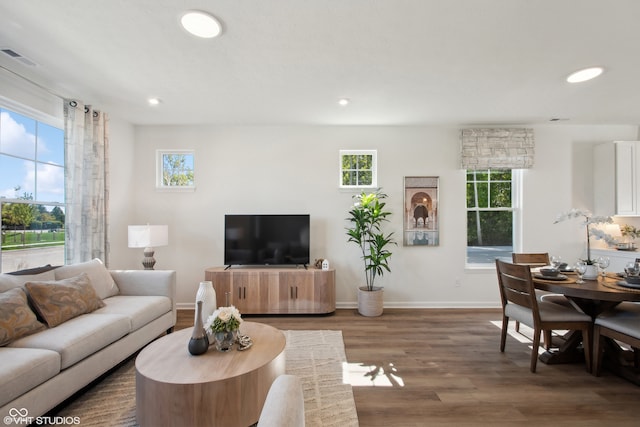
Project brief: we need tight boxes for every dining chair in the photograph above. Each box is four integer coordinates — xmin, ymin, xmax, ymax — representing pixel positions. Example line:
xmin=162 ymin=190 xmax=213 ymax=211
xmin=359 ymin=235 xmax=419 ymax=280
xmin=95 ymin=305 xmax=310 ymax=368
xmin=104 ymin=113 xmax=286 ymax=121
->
xmin=495 ymin=259 xmax=593 ymax=373
xmin=593 ymin=302 xmax=640 ymax=376
xmin=511 ymin=252 xmax=571 ymax=349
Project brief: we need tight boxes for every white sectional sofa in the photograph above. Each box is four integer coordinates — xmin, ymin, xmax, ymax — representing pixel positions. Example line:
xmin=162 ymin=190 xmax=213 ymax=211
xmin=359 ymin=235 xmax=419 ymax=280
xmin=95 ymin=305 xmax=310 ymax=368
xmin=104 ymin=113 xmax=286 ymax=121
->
xmin=0 ymin=259 xmax=176 ymax=422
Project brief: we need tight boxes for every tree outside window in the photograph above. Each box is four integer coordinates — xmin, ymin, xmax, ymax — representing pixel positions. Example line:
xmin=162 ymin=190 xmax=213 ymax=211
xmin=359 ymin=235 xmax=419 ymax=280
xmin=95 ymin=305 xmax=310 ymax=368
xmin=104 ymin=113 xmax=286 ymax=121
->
xmin=0 ymin=107 xmax=65 ymax=272
xmin=340 ymin=150 xmax=377 ymax=188
xmin=156 ymin=150 xmax=195 ymax=190
xmin=466 ymin=169 xmax=517 ymax=264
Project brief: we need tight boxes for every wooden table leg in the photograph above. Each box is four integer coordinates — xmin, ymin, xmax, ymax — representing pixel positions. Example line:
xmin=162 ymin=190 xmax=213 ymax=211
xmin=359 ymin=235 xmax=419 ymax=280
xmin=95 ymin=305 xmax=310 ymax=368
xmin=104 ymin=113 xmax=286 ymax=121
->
xmin=539 ymin=330 xmax=586 ymax=365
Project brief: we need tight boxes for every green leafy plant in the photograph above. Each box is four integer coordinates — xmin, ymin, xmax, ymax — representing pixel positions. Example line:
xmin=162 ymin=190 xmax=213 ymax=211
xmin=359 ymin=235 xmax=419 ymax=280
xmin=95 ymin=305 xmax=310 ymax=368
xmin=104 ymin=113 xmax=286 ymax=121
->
xmin=620 ymin=224 xmax=640 ymax=240
xmin=346 ymin=190 xmax=396 ymax=291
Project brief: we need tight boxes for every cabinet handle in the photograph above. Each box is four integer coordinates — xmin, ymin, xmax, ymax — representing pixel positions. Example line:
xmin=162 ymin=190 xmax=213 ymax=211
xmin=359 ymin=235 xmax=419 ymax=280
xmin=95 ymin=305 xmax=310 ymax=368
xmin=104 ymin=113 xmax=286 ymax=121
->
xmin=243 ymin=287 xmax=246 ymax=299
xmin=295 ymin=286 xmax=298 ymax=299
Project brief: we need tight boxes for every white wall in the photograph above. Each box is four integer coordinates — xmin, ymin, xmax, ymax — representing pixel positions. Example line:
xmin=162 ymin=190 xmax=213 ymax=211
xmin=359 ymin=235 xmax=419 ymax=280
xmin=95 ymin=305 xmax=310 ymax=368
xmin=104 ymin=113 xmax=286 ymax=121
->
xmin=105 ymin=123 xmax=638 ymax=308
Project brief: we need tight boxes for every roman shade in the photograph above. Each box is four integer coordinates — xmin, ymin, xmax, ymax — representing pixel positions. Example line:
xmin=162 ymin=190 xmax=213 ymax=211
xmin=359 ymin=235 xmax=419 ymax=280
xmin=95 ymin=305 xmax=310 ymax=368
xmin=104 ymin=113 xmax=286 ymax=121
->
xmin=460 ymin=128 xmax=534 ymax=169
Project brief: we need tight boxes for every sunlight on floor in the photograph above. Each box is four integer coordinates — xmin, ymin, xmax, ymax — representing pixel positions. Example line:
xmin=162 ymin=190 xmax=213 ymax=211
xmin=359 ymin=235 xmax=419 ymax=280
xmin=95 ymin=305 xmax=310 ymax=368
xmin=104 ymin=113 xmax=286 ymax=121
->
xmin=490 ymin=320 xmax=568 ymax=354
xmin=342 ymin=361 xmax=405 ymax=387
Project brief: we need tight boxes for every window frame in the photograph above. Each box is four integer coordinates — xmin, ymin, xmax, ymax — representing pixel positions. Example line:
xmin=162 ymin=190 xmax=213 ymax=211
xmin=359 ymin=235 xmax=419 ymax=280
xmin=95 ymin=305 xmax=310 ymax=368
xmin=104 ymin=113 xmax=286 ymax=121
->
xmin=155 ymin=149 xmax=196 ymax=192
xmin=339 ymin=149 xmax=377 ymax=189
xmin=465 ymin=168 xmax=522 ymax=268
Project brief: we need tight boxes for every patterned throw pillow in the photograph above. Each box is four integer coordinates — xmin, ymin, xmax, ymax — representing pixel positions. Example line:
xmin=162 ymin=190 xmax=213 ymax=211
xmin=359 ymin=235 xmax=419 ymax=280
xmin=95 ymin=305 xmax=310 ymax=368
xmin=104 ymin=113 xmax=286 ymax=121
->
xmin=54 ymin=259 xmax=119 ymax=299
xmin=25 ymin=273 xmax=105 ymax=327
xmin=0 ymin=288 xmax=46 ymax=346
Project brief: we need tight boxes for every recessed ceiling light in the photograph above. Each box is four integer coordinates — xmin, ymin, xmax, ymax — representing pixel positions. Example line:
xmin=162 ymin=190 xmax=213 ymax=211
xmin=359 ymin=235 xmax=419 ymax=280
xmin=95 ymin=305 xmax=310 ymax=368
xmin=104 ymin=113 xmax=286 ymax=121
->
xmin=338 ymin=98 xmax=350 ymax=106
xmin=180 ymin=10 xmax=222 ymax=38
xmin=148 ymin=98 xmax=161 ymax=106
xmin=566 ymin=67 xmax=604 ymax=83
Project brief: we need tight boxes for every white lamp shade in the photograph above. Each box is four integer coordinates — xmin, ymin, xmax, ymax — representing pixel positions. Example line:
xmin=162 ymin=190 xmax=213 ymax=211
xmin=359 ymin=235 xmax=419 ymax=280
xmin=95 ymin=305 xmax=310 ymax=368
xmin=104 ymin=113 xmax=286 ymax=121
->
xmin=128 ymin=225 xmax=169 ymax=248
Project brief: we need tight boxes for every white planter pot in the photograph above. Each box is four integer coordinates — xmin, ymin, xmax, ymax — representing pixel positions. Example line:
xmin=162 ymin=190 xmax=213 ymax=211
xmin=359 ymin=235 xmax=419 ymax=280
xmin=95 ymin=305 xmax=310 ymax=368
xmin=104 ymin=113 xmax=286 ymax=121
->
xmin=583 ymin=264 xmax=598 ymax=280
xmin=357 ymin=287 xmax=384 ymax=317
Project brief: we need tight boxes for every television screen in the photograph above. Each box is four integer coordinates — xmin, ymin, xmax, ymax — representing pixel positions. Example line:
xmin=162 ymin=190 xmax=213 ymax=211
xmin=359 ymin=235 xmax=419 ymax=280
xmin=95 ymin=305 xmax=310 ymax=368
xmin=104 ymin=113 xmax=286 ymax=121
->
xmin=224 ymin=214 xmax=310 ymax=267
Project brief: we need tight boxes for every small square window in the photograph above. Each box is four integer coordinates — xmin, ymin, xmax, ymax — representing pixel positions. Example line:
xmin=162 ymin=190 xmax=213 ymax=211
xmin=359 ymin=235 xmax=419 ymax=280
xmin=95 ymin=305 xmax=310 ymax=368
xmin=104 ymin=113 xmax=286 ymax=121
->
xmin=156 ymin=150 xmax=195 ymax=191
xmin=339 ymin=150 xmax=377 ymax=188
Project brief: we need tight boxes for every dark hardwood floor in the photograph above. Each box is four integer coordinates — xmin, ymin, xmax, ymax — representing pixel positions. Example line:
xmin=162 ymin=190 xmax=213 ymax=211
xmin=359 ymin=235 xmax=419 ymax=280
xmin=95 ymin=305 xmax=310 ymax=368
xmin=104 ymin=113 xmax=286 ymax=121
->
xmin=177 ymin=308 xmax=640 ymax=426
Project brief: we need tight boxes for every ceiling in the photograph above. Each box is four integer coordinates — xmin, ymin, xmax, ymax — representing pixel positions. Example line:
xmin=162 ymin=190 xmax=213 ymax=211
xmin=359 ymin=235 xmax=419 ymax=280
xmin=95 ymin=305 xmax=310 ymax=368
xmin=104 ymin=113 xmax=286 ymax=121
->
xmin=1 ymin=0 xmax=639 ymax=127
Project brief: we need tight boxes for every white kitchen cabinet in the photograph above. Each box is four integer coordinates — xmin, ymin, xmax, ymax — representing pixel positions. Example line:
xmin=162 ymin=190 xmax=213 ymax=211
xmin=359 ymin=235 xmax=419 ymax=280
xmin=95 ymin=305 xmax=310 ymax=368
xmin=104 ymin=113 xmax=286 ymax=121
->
xmin=594 ymin=141 xmax=640 ymax=216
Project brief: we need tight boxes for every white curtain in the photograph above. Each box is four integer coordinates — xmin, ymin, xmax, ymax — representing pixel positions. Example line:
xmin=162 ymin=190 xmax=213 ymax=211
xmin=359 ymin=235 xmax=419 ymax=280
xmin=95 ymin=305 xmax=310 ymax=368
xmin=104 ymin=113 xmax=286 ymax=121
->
xmin=64 ymin=100 xmax=110 ymax=265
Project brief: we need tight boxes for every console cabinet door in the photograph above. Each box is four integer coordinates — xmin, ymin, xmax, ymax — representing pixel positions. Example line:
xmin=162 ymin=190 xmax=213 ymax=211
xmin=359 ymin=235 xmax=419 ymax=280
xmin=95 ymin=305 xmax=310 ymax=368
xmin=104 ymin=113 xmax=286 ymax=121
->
xmin=205 ymin=268 xmax=335 ymax=314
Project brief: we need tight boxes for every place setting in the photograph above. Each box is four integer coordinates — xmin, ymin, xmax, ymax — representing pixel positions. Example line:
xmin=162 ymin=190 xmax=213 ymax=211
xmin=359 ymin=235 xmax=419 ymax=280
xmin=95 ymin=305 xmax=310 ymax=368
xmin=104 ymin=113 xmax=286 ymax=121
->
xmin=612 ymin=261 xmax=640 ymax=291
xmin=532 ymin=256 xmax=577 ymax=283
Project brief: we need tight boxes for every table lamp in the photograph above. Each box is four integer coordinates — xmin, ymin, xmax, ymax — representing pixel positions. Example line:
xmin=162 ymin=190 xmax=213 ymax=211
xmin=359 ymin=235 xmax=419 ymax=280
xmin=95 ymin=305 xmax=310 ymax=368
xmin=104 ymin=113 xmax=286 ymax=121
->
xmin=128 ymin=225 xmax=169 ymax=270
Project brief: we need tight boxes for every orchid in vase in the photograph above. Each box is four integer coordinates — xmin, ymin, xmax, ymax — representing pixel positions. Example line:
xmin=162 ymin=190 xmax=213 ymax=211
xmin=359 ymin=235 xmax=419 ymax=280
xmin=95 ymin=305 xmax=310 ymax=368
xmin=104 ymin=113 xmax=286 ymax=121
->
xmin=554 ymin=209 xmax=616 ymax=264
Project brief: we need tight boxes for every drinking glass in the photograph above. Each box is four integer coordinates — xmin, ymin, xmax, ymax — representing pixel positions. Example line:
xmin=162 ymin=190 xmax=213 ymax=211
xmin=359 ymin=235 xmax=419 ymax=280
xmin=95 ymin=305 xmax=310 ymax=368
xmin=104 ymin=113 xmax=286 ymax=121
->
xmin=550 ymin=255 xmax=562 ymax=270
xmin=575 ymin=260 xmax=587 ymax=284
xmin=624 ymin=262 xmax=639 ymax=277
xmin=597 ymin=256 xmax=610 ymax=277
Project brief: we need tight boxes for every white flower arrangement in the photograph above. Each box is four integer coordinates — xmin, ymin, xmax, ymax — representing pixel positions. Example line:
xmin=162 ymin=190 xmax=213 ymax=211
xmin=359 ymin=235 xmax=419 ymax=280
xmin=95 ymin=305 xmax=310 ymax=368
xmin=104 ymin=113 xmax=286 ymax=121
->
xmin=206 ymin=305 xmax=243 ymax=333
xmin=554 ymin=208 xmax=615 ymax=264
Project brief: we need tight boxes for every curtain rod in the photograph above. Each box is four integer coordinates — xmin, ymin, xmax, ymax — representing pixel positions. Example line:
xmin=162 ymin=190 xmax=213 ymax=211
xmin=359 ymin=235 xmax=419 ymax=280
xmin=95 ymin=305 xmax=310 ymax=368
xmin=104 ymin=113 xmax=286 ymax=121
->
xmin=0 ymin=63 xmax=67 ymax=101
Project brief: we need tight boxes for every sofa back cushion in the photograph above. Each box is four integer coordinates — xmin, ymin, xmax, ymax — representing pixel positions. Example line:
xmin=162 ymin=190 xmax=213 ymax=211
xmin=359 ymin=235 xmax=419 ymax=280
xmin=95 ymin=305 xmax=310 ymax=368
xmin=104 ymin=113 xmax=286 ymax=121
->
xmin=25 ymin=273 xmax=105 ymax=327
xmin=0 ymin=288 xmax=46 ymax=346
xmin=54 ymin=258 xmax=119 ymax=299
xmin=0 ymin=270 xmax=57 ymax=293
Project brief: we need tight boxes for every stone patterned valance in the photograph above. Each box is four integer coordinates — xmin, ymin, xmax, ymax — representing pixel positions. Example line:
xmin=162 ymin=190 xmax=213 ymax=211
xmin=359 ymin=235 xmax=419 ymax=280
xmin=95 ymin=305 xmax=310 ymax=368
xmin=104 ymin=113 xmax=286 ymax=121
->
xmin=460 ymin=128 xmax=534 ymax=169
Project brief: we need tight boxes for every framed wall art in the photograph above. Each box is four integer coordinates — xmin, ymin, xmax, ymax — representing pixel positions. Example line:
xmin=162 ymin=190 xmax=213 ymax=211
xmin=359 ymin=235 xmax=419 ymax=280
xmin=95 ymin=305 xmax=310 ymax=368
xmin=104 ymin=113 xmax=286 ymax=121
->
xmin=403 ymin=176 xmax=439 ymax=246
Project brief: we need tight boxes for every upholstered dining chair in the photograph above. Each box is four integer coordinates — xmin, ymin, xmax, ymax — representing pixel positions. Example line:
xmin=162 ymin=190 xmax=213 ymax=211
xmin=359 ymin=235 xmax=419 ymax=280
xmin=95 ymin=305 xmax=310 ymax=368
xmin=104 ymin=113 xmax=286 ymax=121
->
xmin=593 ymin=302 xmax=640 ymax=377
xmin=511 ymin=252 xmax=571 ymax=349
xmin=495 ymin=259 xmax=593 ymax=373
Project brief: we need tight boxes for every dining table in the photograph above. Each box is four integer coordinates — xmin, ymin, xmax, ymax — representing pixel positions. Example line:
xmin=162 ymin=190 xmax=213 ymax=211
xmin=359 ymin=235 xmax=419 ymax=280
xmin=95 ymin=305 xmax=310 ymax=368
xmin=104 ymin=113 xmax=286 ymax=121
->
xmin=533 ymin=270 xmax=640 ymax=384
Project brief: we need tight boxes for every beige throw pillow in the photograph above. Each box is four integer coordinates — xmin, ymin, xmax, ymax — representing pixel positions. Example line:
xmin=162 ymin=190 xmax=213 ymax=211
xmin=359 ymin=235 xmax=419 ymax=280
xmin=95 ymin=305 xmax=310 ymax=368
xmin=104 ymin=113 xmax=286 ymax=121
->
xmin=0 ymin=288 xmax=46 ymax=346
xmin=25 ymin=273 xmax=105 ymax=327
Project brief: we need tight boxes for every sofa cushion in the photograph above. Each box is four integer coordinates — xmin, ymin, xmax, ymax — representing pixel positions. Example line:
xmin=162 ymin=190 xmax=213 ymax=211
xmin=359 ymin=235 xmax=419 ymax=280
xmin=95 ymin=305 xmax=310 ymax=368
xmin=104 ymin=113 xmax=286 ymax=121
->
xmin=0 ymin=288 xmax=46 ymax=346
xmin=8 ymin=313 xmax=130 ymax=369
xmin=96 ymin=295 xmax=172 ymax=332
xmin=25 ymin=273 xmax=105 ymax=327
xmin=0 ymin=270 xmax=56 ymax=293
xmin=54 ymin=258 xmax=119 ymax=299
xmin=0 ymin=347 xmax=60 ymax=407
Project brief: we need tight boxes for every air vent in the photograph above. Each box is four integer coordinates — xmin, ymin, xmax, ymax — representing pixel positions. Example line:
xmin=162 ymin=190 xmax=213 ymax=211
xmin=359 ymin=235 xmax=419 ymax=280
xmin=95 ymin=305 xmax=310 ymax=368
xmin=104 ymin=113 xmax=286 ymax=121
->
xmin=1 ymin=48 xmax=37 ymax=66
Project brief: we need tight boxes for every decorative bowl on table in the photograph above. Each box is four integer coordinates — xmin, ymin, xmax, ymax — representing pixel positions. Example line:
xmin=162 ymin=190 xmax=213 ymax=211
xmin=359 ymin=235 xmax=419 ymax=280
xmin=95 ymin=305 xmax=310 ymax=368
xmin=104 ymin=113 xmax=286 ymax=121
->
xmin=540 ymin=267 xmax=560 ymax=277
xmin=624 ymin=275 xmax=640 ymax=285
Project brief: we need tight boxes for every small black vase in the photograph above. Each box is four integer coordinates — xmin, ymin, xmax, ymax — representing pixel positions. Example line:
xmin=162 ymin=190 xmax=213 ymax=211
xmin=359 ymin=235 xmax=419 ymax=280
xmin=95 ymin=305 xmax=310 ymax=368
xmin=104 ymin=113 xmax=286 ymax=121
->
xmin=188 ymin=301 xmax=209 ymax=356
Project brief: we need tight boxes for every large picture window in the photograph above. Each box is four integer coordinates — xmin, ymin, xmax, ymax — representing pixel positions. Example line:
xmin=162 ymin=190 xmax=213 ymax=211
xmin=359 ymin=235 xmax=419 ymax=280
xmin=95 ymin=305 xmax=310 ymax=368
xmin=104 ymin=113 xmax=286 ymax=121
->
xmin=339 ymin=150 xmax=377 ymax=189
xmin=0 ymin=107 xmax=65 ymax=272
xmin=466 ymin=169 xmax=521 ymax=265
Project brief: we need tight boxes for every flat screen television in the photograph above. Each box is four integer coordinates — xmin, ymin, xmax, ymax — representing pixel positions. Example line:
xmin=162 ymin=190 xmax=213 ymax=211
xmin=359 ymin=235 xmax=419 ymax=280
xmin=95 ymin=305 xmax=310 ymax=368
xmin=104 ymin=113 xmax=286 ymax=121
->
xmin=224 ymin=214 xmax=310 ymax=267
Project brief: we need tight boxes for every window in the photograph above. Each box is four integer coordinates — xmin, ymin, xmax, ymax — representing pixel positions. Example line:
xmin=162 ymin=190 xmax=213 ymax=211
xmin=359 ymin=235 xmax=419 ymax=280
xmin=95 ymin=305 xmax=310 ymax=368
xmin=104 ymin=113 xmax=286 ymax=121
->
xmin=156 ymin=150 xmax=195 ymax=191
xmin=339 ymin=150 xmax=377 ymax=189
xmin=466 ymin=169 xmax=521 ymax=265
xmin=0 ymin=107 xmax=65 ymax=272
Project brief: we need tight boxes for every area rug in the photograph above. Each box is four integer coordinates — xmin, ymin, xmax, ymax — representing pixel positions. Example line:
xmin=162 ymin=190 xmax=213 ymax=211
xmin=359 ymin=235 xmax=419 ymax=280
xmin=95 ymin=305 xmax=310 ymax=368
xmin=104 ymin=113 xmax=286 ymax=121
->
xmin=43 ymin=330 xmax=359 ymax=427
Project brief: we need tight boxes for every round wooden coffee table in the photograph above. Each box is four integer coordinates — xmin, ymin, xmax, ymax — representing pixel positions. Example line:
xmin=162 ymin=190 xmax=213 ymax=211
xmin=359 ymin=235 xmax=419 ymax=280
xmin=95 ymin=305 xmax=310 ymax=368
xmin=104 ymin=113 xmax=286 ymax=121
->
xmin=135 ymin=322 xmax=286 ymax=427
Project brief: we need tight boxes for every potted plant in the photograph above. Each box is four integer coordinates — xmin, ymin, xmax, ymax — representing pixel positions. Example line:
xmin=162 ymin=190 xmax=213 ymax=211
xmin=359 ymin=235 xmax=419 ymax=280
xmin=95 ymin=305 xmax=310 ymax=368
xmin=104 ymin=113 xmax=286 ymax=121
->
xmin=346 ymin=189 xmax=396 ymax=316
xmin=554 ymin=209 xmax=616 ymax=279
